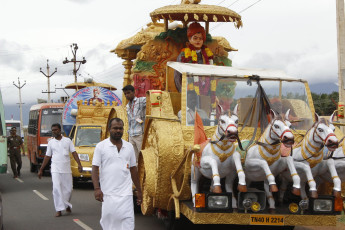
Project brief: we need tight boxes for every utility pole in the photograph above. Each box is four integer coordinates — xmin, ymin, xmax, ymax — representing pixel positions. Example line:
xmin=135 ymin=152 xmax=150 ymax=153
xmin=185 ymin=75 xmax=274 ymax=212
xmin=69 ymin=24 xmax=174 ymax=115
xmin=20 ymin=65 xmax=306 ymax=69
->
xmin=40 ymin=59 xmax=57 ymax=102
xmin=62 ymin=43 xmax=87 ymax=91
xmin=337 ymin=0 xmax=345 ymax=131
xmin=13 ymin=77 xmax=26 ymax=137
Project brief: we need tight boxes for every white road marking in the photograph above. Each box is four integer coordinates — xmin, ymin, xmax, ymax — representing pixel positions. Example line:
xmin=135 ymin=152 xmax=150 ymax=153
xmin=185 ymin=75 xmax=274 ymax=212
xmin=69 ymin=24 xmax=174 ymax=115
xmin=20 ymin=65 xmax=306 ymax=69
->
xmin=15 ymin=178 xmax=24 ymax=183
xmin=73 ymin=219 xmax=93 ymax=230
xmin=6 ymin=170 xmax=9 ymax=174
xmin=33 ymin=190 xmax=49 ymax=200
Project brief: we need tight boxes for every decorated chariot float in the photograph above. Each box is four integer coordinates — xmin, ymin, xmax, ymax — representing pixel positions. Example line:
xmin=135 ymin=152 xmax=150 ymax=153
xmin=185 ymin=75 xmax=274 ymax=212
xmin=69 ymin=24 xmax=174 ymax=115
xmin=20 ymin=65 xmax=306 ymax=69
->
xmin=107 ymin=1 xmax=345 ymax=229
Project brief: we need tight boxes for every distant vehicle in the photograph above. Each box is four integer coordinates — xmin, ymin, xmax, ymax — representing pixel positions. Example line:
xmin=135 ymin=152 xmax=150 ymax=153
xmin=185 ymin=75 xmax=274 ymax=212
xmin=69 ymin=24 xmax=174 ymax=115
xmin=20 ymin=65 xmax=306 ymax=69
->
xmin=5 ymin=118 xmax=22 ymax=137
xmin=27 ymin=103 xmax=64 ymax=172
xmin=0 ymin=89 xmax=7 ymax=174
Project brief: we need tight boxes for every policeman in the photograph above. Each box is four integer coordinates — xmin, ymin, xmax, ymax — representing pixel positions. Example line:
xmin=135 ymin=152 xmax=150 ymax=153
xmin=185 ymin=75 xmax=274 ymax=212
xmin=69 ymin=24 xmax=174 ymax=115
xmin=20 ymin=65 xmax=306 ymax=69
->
xmin=7 ymin=127 xmax=25 ymax=178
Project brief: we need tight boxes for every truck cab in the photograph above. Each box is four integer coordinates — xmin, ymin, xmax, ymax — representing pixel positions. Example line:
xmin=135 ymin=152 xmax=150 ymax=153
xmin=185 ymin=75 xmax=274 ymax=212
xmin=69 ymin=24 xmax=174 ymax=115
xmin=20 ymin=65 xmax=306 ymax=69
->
xmin=68 ymin=100 xmax=114 ymax=185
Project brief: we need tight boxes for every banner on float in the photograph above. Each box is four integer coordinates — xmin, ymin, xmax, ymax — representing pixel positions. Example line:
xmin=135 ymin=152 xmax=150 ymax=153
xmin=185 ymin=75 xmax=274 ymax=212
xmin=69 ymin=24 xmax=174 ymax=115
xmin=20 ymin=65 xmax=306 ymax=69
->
xmin=62 ymin=86 xmax=122 ymax=136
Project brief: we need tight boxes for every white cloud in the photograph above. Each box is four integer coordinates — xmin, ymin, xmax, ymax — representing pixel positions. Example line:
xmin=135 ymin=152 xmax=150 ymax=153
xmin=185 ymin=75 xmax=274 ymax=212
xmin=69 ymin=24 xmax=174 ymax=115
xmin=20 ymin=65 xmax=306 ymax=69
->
xmin=0 ymin=0 xmax=340 ymax=107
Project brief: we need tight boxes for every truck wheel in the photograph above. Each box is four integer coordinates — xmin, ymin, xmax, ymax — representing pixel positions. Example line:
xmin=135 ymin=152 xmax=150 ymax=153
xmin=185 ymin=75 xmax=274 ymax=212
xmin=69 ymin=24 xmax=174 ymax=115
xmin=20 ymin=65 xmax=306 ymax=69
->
xmin=30 ymin=162 xmax=36 ymax=173
xmin=73 ymin=177 xmax=79 ymax=188
xmin=164 ymin=211 xmax=192 ymax=230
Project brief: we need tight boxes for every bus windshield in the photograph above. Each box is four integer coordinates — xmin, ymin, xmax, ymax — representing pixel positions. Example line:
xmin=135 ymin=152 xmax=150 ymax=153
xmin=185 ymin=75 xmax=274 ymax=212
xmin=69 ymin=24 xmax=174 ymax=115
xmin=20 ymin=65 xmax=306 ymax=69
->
xmin=40 ymin=108 xmax=63 ymax=136
xmin=75 ymin=126 xmax=101 ymax=147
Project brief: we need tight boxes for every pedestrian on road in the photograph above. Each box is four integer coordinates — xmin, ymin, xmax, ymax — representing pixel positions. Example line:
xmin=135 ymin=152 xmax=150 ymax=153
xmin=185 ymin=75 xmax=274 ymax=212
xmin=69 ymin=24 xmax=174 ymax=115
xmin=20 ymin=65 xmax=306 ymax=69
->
xmin=38 ymin=123 xmax=83 ymax=217
xmin=7 ymin=127 xmax=25 ymax=178
xmin=122 ymin=85 xmax=146 ymax=161
xmin=91 ymin=118 xmax=142 ymax=230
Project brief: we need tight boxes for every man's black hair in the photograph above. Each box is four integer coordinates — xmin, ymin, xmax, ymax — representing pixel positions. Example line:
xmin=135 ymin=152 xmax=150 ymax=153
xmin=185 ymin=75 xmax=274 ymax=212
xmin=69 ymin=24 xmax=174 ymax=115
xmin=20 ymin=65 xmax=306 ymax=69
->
xmin=10 ymin=127 xmax=16 ymax=131
xmin=122 ymin=85 xmax=135 ymax=92
xmin=108 ymin=118 xmax=124 ymax=130
xmin=51 ymin=123 xmax=61 ymax=130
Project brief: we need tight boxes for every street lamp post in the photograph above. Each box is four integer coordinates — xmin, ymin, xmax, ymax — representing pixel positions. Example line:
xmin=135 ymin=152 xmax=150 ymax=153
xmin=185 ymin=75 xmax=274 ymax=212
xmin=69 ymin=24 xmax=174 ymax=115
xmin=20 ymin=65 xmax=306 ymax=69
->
xmin=62 ymin=43 xmax=86 ymax=91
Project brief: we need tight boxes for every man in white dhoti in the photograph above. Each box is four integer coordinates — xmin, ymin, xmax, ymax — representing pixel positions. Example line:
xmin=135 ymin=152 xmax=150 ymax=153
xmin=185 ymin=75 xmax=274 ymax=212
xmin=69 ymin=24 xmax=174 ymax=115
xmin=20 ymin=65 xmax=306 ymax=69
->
xmin=92 ymin=118 xmax=142 ymax=230
xmin=38 ymin=123 xmax=83 ymax=217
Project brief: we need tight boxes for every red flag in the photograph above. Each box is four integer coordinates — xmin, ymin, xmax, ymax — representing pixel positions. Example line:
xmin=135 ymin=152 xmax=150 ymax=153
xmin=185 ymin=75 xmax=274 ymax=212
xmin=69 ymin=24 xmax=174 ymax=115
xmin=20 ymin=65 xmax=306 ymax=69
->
xmin=193 ymin=111 xmax=208 ymax=168
xmin=194 ymin=111 xmax=208 ymax=145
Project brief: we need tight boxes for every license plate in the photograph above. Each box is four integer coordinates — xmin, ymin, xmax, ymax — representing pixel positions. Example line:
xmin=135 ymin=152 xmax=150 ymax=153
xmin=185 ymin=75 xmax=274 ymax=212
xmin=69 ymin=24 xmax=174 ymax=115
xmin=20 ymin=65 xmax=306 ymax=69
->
xmin=250 ymin=214 xmax=284 ymax=226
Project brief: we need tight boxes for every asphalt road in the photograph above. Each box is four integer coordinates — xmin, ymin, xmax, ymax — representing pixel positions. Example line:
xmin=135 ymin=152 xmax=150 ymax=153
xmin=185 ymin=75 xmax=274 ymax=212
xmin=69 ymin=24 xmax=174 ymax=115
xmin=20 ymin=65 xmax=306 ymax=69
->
xmin=0 ymin=156 xmax=165 ymax=230
xmin=1 ymin=156 xmax=345 ymax=230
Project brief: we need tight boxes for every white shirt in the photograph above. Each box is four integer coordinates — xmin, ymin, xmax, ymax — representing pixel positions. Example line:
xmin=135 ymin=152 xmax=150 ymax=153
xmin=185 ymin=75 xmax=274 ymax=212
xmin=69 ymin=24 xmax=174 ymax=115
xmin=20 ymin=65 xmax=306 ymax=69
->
xmin=92 ymin=138 xmax=136 ymax=196
xmin=126 ymin=97 xmax=146 ymax=137
xmin=46 ymin=136 xmax=76 ymax=173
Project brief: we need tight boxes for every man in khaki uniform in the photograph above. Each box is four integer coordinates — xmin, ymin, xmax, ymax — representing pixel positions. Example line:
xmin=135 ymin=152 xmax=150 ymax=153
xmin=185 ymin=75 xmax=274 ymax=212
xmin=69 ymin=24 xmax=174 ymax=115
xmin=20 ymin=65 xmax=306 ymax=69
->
xmin=7 ymin=127 xmax=25 ymax=178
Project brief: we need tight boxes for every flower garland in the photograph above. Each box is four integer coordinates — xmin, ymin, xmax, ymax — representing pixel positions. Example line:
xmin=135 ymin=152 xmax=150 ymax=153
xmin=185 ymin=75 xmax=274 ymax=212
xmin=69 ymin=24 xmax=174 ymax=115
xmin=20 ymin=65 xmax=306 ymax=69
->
xmin=180 ymin=44 xmax=213 ymax=64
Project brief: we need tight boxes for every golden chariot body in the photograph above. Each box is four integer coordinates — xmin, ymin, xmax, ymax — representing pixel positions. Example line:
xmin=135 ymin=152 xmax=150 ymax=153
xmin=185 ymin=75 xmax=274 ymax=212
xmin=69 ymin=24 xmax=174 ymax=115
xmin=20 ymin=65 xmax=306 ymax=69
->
xmin=106 ymin=0 xmax=345 ymax=228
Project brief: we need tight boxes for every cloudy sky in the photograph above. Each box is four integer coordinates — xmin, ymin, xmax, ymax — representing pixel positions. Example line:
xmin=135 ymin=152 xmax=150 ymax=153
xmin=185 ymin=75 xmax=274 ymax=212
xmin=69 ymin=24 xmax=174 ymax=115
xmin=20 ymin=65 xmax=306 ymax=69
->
xmin=0 ymin=0 xmax=339 ymax=111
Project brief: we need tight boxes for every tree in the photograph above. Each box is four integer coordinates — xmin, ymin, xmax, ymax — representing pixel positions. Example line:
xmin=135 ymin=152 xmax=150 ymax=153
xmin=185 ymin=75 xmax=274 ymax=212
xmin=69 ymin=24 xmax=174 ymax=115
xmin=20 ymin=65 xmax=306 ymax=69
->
xmin=311 ymin=91 xmax=338 ymax=116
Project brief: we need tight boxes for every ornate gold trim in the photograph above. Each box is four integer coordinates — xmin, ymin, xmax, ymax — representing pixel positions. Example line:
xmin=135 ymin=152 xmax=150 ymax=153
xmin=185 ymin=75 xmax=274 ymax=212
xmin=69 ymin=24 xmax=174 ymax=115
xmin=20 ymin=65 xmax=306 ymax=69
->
xmin=212 ymin=174 xmax=220 ymax=178
xmin=258 ymin=146 xmax=281 ymax=166
xmin=210 ymin=144 xmax=235 ymax=162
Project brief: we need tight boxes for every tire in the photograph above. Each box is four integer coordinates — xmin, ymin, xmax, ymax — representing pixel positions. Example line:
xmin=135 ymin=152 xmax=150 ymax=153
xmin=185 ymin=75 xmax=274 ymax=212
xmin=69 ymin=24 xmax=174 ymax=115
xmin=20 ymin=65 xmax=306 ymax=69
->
xmin=163 ymin=211 xmax=192 ymax=230
xmin=73 ymin=177 xmax=79 ymax=188
xmin=30 ymin=162 xmax=36 ymax=173
xmin=133 ymin=196 xmax=142 ymax=214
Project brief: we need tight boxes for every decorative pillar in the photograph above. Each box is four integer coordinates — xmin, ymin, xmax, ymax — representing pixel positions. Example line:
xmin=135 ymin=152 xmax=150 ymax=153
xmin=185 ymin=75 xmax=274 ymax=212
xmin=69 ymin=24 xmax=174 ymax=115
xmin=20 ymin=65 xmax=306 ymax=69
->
xmin=122 ymin=59 xmax=134 ymax=105
xmin=114 ymin=49 xmax=138 ymax=105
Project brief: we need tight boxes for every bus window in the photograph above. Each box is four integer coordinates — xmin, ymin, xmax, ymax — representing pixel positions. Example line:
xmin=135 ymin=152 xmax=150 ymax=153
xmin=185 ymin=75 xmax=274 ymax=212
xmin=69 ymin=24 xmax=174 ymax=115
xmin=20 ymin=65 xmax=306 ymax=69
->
xmin=40 ymin=108 xmax=63 ymax=137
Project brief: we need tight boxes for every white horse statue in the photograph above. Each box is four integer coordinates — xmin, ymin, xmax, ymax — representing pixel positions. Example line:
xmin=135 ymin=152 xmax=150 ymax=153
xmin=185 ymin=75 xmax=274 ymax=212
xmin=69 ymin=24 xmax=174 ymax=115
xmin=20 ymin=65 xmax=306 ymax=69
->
xmin=191 ymin=104 xmax=247 ymax=208
xmin=245 ymin=109 xmax=301 ymax=210
xmin=282 ymin=113 xmax=340 ymax=200
xmin=313 ymin=113 xmax=345 ymax=189
xmin=319 ymin=136 xmax=345 ymax=187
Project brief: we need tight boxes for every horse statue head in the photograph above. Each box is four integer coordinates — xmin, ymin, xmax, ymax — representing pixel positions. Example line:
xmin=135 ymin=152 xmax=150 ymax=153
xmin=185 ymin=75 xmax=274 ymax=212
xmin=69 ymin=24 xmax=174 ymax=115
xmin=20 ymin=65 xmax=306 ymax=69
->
xmin=216 ymin=104 xmax=239 ymax=143
xmin=267 ymin=109 xmax=294 ymax=148
xmin=310 ymin=112 xmax=338 ymax=151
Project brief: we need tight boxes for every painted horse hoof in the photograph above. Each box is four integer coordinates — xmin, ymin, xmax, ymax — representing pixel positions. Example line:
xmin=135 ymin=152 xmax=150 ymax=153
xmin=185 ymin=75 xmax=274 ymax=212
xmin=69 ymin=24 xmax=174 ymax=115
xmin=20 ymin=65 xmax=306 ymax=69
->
xmin=333 ymin=190 xmax=342 ymax=198
xmin=237 ymin=184 xmax=247 ymax=192
xmin=269 ymin=184 xmax=278 ymax=193
xmin=268 ymin=208 xmax=276 ymax=214
xmin=291 ymin=187 xmax=301 ymax=196
xmin=212 ymin=185 xmax=222 ymax=193
xmin=309 ymin=190 xmax=318 ymax=199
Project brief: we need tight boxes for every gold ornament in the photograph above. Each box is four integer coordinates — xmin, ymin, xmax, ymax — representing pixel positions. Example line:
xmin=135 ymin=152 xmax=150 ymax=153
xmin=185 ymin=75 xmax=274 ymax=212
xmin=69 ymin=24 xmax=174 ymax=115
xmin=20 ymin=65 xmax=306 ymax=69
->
xmin=210 ymin=144 xmax=235 ymax=162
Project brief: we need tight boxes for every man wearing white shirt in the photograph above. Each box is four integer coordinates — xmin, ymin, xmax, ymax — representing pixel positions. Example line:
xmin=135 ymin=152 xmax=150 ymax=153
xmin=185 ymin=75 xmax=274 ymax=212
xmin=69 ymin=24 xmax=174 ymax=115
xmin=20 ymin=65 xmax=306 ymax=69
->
xmin=38 ymin=123 xmax=82 ymax=217
xmin=91 ymin=118 xmax=142 ymax=230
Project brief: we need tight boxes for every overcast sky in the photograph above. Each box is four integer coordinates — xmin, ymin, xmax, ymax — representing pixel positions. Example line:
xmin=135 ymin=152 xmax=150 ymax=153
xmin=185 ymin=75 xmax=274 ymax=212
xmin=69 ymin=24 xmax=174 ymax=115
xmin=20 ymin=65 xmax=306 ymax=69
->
xmin=0 ymin=0 xmax=340 ymax=112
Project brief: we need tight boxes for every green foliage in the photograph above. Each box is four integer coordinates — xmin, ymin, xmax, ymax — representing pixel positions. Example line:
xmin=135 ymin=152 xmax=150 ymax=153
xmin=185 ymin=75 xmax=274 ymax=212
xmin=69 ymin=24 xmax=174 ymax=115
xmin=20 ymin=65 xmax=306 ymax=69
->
xmin=133 ymin=60 xmax=157 ymax=73
xmin=311 ymin=91 xmax=338 ymax=116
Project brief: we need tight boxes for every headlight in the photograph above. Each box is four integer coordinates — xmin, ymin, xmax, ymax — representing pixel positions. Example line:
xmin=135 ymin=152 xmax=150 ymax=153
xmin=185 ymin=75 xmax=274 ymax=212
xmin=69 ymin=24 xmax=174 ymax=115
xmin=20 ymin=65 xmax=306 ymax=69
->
xmin=313 ymin=199 xmax=332 ymax=212
xmin=206 ymin=193 xmax=232 ymax=211
xmin=78 ymin=154 xmax=89 ymax=162
xmin=310 ymin=195 xmax=334 ymax=214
